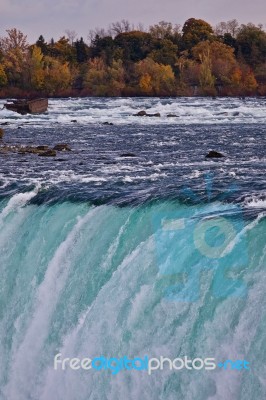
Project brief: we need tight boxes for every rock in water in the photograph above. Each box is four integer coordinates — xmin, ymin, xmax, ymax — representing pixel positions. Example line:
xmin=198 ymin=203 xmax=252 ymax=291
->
xmin=147 ymin=113 xmax=161 ymax=117
xmin=36 ymin=145 xmax=49 ymax=151
xmin=0 ymin=128 xmax=4 ymax=139
xmin=134 ymin=110 xmax=147 ymax=116
xmin=38 ymin=150 xmax=57 ymax=157
xmin=205 ymin=150 xmax=225 ymax=158
xmin=120 ymin=153 xmax=137 ymax=157
xmin=53 ymin=144 xmax=71 ymax=151
xmin=134 ymin=110 xmax=161 ymax=117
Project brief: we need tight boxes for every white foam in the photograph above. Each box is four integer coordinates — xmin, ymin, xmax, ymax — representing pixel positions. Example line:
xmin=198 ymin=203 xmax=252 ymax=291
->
xmin=0 ymin=186 xmax=39 ymax=223
xmin=2 ymin=97 xmax=266 ymax=126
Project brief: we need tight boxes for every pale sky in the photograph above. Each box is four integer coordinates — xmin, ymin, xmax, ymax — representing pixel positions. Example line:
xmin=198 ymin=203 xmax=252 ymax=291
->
xmin=0 ymin=0 xmax=265 ymax=43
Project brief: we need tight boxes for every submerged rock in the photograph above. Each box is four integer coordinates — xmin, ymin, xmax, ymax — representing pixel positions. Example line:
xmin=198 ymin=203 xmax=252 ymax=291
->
xmin=205 ymin=150 xmax=225 ymax=159
xmin=167 ymin=114 xmax=178 ymax=117
xmin=71 ymin=119 xmax=77 ymax=123
xmin=120 ymin=153 xmax=137 ymax=157
xmin=147 ymin=113 xmax=160 ymax=117
xmin=103 ymin=122 xmax=114 ymax=125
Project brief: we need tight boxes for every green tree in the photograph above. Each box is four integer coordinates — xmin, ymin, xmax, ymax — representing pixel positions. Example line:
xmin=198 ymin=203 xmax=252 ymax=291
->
xmin=149 ymin=39 xmax=178 ymax=66
xmin=36 ymin=35 xmax=48 ymax=55
xmin=182 ymin=18 xmax=214 ymax=50
xmin=90 ymin=35 xmax=116 ymax=65
xmin=114 ymin=31 xmax=154 ymax=62
xmin=75 ymin=37 xmax=89 ymax=63
xmin=236 ymin=24 xmax=266 ymax=66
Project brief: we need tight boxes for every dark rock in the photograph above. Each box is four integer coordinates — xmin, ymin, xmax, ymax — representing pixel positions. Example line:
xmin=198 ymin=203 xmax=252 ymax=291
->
xmin=205 ymin=150 xmax=225 ymax=159
xmin=36 ymin=145 xmax=49 ymax=151
xmin=232 ymin=111 xmax=240 ymax=116
xmin=17 ymin=126 xmax=22 ymax=129
xmin=167 ymin=114 xmax=178 ymax=117
xmin=71 ymin=119 xmax=77 ymax=123
xmin=0 ymin=128 xmax=4 ymax=139
xmin=0 ymin=122 xmax=9 ymax=125
xmin=120 ymin=153 xmax=137 ymax=157
xmin=134 ymin=110 xmax=146 ymax=116
xmin=134 ymin=110 xmax=161 ymax=117
xmin=38 ymin=150 xmax=57 ymax=157
xmin=53 ymin=143 xmax=71 ymax=151
xmin=103 ymin=122 xmax=114 ymax=125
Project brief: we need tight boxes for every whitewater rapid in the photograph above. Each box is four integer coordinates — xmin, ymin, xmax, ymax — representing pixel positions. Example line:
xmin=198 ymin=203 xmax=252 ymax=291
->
xmin=1 ymin=97 xmax=266 ymax=127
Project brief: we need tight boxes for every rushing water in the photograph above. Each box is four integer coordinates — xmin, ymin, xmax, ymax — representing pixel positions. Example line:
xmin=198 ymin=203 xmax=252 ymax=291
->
xmin=0 ymin=97 xmax=265 ymax=400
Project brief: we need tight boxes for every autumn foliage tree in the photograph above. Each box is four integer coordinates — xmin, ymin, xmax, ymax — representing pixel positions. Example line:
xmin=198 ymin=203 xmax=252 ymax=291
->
xmin=0 ymin=19 xmax=265 ymax=97
xmin=84 ymin=58 xmax=125 ymax=95
xmin=135 ymin=57 xmax=175 ymax=95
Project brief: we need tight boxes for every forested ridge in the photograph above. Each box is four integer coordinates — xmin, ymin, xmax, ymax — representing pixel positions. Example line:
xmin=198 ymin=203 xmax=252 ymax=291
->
xmin=1 ymin=18 xmax=266 ymax=97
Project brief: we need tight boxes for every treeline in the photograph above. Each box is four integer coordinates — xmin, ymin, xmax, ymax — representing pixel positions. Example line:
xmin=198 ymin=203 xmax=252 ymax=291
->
xmin=0 ymin=18 xmax=266 ymax=97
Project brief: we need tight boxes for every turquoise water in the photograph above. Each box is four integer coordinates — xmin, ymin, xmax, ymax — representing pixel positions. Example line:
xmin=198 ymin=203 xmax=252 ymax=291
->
xmin=0 ymin=194 xmax=265 ymax=399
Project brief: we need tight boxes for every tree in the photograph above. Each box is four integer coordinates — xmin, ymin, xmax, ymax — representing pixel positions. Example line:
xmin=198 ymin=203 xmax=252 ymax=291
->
xmin=0 ymin=29 xmax=29 ymax=87
xmin=65 ymin=30 xmax=77 ymax=45
xmin=28 ymin=45 xmax=45 ymax=90
xmin=75 ymin=37 xmax=89 ymax=63
xmin=43 ymin=56 xmax=72 ymax=94
xmin=135 ymin=57 xmax=176 ymax=95
xmin=0 ymin=64 xmax=7 ymax=87
xmin=0 ymin=28 xmax=28 ymax=53
xmin=242 ymin=68 xmax=258 ymax=93
xmin=84 ymin=58 xmax=125 ymax=95
xmin=236 ymin=24 xmax=266 ymax=66
xmin=114 ymin=31 xmax=154 ymax=62
xmin=182 ymin=18 xmax=214 ymax=49
xmin=192 ymin=41 xmax=237 ymax=85
xmin=149 ymin=39 xmax=178 ymax=66
xmin=47 ymin=36 xmax=75 ymax=62
xmin=149 ymin=21 xmax=181 ymax=40
xmin=88 ymin=28 xmax=108 ymax=44
xmin=199 ymin=50 xmax=215 ymax=90
xmin=36 ymin=35 xmax=48 ymax=55
xmin=90 ymin=35 xmax=116 ymax=65
xmin=214 ymin=19 xmax=239 ymax=37
xmin=109 ymin=20 xmax=133 ymax=36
